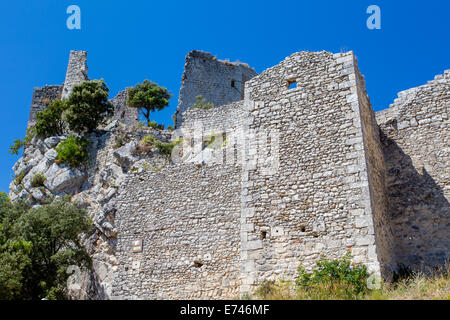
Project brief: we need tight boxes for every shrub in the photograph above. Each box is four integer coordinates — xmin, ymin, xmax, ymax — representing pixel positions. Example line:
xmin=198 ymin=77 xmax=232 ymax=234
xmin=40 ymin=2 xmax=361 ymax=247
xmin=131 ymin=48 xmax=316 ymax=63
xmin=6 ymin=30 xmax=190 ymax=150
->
xmin=155 ymin=138 xmax=183 ymax=158
xmin=14 ymin=170 xmax=26 ymax=186
xmin=31 ymin=173 xmax=47 ymax=188
xmin=9 ymin=127 xmax=36 ymax=156
xmin=295 ymin=251 xmax=370 ymax=299
xmin=148 ymin=121 xmax=158 ymax=129
xmin=55 ymin=136 xmax=89 ymax=167
xmin=192 ymin=95 xmax=214 ymax=110
xmin=35 ymin=99 xmax=68 ymax=138
xmin=64 ymin=80 xmax=114 ymax=133
xmin=114 ymin=135 xmax=125 ymax=149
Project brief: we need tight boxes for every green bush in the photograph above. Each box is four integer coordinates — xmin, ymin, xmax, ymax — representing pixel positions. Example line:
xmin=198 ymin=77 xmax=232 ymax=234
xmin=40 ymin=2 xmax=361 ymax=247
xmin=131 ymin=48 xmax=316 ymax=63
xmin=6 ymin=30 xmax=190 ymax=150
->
xmin=35 ymin=100 xmax=68 ymax=138
xmin=192 ymin=95 xmax=214 ymax=110
xmin=295 ymin=251 xmax=370 ymax=299
xmin=0 ymin=197 xmax=91 ymax=300
xmin=64 ymin=80 xmax=114 ymax=133
xmin=14 ymin=170 xmax=26 ymax=186
xmin=55 ymin=136 xmax=89 ymax=167
xmin=155 ymin=138 xmax=183 ymax=158
xmin=31 ymin=173 xmax=47 ymax=188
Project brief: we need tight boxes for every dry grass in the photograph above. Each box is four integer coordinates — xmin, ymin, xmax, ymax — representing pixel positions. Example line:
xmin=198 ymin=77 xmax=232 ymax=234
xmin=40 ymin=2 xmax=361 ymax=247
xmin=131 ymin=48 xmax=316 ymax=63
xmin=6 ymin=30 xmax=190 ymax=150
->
xmin=252 ymin=268 xmax=450 ymax=301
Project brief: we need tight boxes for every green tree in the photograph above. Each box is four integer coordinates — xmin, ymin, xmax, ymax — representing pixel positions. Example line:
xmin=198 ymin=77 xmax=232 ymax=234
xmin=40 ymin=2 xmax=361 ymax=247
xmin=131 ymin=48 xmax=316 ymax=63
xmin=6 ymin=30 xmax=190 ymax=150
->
xmin=8 ymin=127 xmax=36 ymax=156
xmin=127 ymin=80 xmax=172 ymax=126
xmin=35 ymin=100 xmax=68 ymax=138
xmin=0 ymin=197 xmax=92 ymax=300
xmin=64 ymin=80 xmax=114 ymax=133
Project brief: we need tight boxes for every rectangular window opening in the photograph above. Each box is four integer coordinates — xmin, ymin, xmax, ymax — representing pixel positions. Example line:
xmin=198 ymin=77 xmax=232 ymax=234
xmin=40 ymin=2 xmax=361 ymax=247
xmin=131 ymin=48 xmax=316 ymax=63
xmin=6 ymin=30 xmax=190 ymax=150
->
xmin=287 ymin=79 xmax=297 ymax=90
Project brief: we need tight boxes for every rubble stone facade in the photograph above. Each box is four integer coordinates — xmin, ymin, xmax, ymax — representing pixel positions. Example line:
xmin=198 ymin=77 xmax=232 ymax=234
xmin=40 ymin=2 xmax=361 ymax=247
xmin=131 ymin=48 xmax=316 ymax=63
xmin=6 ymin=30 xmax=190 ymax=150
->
xmin=20 ymin=49 xmax=449 ymax=299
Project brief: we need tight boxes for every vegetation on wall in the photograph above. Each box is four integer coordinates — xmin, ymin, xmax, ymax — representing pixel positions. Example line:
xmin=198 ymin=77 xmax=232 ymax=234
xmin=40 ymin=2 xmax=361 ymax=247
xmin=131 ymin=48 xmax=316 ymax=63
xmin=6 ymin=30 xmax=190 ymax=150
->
xmin=137 ymin=135 xmax=183 ymax=158
xmin=35 ymin=100 xmax=68 ymax=138
xmin=192 ymin=95 xmax=214 ymax=110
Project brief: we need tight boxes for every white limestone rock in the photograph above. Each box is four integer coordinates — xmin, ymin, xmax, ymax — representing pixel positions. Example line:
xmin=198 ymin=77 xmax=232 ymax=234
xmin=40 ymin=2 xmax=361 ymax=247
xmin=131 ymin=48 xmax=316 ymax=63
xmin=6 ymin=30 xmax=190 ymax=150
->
xmin=44 ymin=163 xmax=87 ymax=193
xmin=113 ymin=141 xmax=138 ymax=169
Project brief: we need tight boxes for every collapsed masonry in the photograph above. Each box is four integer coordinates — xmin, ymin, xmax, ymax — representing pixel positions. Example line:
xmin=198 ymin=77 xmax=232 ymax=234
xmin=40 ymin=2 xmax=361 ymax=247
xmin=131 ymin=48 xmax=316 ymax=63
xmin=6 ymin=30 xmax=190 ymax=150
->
xmin=16 ymin=50 xmax=449 ymax=299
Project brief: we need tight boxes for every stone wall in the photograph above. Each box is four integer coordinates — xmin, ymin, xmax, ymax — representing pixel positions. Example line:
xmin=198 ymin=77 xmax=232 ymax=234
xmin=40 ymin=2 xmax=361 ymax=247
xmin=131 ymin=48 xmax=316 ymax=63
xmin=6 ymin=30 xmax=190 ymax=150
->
xmin=376 ymin=70 xmax=450 ymax=272
xmin=110 ymin=90 xmax=139 ymax=127
xmin=27 ymin=85 xmax=63 ymax=128
xmin=239 ymin=51 xmax=388 ymax=293
xmin=112 ymin=163 xmax=242 ymax=299
xmin=62 ymin=50 xmax=88 ymax=99
xmin=176 ymin=50 xmax=258 ymax=127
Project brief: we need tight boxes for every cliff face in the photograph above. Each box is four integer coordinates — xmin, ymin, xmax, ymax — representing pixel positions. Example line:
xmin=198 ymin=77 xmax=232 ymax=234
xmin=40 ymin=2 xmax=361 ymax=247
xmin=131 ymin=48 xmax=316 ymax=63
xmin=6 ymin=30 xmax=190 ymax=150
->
xmin=9 ymin=120 xmax=173 ymax=299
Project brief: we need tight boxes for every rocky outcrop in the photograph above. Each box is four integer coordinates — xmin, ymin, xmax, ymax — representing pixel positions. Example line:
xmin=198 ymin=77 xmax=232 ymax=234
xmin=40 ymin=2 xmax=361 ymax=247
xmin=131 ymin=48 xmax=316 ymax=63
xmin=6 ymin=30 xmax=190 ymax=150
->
xmin=9 ymin=120 xmax=174 ymax=299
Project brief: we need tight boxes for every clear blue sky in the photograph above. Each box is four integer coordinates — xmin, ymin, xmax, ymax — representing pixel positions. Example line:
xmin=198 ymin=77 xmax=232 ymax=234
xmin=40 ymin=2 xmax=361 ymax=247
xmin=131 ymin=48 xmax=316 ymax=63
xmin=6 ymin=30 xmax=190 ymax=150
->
xmin=0 ymin=0 xmax=448 ymax=193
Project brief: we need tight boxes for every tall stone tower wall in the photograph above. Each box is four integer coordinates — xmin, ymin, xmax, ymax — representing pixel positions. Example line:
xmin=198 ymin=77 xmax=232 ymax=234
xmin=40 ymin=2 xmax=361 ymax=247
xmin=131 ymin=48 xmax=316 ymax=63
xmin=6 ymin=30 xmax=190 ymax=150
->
xmin=239 ymin=51 xmax=393 ymax=292
xmin=62 ymin=50 xmax=88 ymax=99
xmin=376 ymin=70 xmax=450 ymax=271
xmin=176 ymin=50 xmax=258 ymax=127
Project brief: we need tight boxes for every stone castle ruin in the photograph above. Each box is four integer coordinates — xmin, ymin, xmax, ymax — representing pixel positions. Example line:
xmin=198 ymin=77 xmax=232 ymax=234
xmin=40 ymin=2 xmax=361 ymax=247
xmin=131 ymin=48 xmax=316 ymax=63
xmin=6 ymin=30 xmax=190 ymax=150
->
xmin=27 ymin=50 xmax=139 ymax=128
xmin=13 ymin=49 xmax=449 ymax=299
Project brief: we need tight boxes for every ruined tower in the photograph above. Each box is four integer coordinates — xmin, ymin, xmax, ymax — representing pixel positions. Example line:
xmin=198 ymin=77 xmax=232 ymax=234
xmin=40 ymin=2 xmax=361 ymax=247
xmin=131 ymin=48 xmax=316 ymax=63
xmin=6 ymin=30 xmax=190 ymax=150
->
xmin=61 ymin=50 xmax=89 ymax=99
xmin=175 ymin=50 xmax=258 ymax=127
xmin=27 ymin=50 xmax=138 ymax=129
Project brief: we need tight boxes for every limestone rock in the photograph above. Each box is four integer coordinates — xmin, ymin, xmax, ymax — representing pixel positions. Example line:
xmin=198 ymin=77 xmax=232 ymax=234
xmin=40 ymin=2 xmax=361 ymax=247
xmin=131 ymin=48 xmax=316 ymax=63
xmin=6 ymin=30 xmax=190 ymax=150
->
xmin=44 ymin=163 xmax=87 ymax=193
xmin=113 ymin=141 xmax=138 ymax=169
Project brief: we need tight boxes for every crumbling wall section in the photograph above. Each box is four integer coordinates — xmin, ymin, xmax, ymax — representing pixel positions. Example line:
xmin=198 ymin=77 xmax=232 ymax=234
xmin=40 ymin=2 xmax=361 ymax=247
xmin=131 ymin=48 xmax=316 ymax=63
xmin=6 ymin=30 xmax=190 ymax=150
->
xmin=62 ymin=50 xmax=88 ymax=99
xmin=27 ymin=85 xmax=63 ymax=128
xmin=176 ymin=50 xmax=258 ymax=127
xmin=376 ymin=70 xmax=450 ymax=272
xmin=110 ymin=90 xmax=139 ymax=127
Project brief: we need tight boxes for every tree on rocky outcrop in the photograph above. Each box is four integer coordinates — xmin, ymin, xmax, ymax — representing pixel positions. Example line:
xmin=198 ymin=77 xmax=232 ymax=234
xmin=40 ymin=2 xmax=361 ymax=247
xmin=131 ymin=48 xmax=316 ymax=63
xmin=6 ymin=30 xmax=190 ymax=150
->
xmin=127 ymin=80 xmax=172 ymax=127
xmin=0 ymin=197 xmax=92 ymax=300
xmin=64 ymin=79 xmax=114 ymax=133
xmin=35 ymin=99 xmax=68 ymax=138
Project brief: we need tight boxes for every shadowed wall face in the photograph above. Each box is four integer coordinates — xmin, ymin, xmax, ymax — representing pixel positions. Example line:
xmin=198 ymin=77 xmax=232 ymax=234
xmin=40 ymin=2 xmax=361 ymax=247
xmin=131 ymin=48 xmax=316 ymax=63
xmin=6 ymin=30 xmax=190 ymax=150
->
xmin=376 ymin=70 xmax=450 ymax=272
xmin=27 ymin=85 xmax=63 ymax=128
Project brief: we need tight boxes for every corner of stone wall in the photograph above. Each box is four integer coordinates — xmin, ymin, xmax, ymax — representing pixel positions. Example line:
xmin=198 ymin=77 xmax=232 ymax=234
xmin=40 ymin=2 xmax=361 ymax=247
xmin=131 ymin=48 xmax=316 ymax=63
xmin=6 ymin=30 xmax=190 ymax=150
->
xmin=349 ymin=53 xmax=395 ymax=279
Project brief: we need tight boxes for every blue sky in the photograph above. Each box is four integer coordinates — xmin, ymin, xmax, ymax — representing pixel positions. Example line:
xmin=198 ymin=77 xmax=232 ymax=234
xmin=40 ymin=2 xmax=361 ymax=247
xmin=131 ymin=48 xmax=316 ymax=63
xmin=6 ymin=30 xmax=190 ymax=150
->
xmin=0 ymin=0 xmax=449 ymax=193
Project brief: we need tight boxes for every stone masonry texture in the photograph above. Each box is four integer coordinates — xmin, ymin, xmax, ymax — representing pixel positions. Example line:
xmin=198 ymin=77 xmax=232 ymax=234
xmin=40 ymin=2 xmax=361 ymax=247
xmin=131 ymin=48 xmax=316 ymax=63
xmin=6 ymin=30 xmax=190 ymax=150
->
xmin=18 ymin=49 xmax=449 ymax=299
xmin=62 ymin=50 xmax=88 ymax=99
